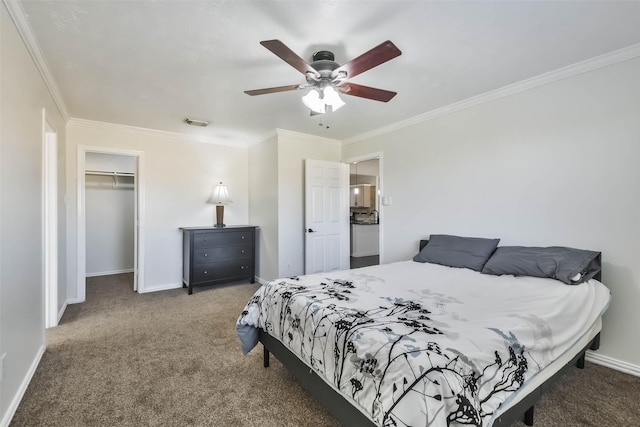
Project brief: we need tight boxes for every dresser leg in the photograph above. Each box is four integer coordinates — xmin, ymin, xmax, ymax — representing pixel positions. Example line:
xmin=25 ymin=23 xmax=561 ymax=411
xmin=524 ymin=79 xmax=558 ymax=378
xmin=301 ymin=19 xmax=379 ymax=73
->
xmin=250 ymin=276 xmax=255 ymax=284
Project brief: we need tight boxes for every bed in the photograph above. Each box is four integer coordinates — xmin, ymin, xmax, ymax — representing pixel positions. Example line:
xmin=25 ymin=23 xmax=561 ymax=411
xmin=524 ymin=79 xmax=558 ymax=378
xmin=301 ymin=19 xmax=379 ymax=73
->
xmin=237 ymin=235 xmax=610 ymax=426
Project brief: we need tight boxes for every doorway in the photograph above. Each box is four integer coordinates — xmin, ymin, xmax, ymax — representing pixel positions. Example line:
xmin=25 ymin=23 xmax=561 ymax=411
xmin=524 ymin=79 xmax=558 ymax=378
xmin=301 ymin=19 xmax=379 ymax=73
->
xmin=347 ymin=153 xmax=382 ymax=269
xmin=76 ymin=146 xmax=145 ymax=302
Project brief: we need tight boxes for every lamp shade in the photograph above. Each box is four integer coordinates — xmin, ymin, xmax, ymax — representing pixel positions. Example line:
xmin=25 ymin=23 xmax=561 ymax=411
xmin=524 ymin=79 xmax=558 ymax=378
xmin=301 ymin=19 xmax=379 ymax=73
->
xmin=207 ymin=182 xmax=232 ymax=205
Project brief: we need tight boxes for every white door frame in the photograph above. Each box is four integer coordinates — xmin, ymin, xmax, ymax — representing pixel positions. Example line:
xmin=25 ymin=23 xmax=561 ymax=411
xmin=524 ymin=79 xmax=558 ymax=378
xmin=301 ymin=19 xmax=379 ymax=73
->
xmin=77 ymin=145 xmax=145 ymax=301
xmin=43 ymin=110 xmax=58 ymax=328
xmin=344 ymin=151 xmax=384 ymax=264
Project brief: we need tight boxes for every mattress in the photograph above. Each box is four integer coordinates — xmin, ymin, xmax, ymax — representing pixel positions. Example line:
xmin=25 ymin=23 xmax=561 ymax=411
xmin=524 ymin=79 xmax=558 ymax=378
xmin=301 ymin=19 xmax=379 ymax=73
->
xmin=237 ymin=260 xmax=610 ymax=426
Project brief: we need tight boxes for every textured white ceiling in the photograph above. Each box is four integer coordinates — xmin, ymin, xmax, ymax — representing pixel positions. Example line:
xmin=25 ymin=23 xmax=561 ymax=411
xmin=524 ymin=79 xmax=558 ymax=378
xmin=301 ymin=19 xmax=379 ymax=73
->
xmin=15 ymin=0 xmax=640 ymax=146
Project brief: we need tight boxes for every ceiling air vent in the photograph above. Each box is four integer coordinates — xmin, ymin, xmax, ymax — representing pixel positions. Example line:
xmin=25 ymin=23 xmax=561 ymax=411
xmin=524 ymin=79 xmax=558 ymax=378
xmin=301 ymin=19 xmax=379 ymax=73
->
xmin=184 ymin=117 xmax=209 ymax=127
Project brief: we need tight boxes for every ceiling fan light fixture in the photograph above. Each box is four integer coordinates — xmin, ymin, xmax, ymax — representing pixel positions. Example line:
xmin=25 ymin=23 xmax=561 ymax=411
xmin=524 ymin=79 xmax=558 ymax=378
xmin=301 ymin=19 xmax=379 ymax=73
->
xmin=301 ymin=85 xmax=345 ymax=115
xmin=246 ymin=40 xmax=401 ymax=112
xmin=323 ymin=86 xmax=345 ymax=111
xmin=302 ymin=88 xmax=326 ymax=114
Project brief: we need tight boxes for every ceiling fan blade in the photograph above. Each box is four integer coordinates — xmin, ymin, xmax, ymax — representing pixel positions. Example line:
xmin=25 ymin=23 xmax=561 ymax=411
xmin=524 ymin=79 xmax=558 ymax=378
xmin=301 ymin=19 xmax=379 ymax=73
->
xmin=333 ymin=40 xmax=401 ymax=79
xmin=338 ymin=83 xmax=397 ymax=102
xmin=244 ymin=84 xmax=302 ymax=96
xmin=260 ymin=40 xmax=319 ymax=76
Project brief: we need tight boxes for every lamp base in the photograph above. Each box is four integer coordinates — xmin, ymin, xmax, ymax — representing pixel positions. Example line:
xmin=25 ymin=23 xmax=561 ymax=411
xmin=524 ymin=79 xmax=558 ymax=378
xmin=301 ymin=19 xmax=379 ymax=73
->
xmin=215 ymin=205 xmax=226 ymax=228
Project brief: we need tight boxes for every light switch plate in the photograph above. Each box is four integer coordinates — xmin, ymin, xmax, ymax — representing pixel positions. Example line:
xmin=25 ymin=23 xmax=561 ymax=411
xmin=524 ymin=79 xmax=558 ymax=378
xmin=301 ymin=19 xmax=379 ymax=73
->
xmin=382 ymin=196 xmax=392 ymax=206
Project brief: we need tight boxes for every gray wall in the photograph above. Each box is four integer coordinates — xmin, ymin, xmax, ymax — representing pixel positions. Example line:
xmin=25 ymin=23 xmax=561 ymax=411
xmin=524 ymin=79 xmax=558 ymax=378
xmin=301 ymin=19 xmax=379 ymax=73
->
xmin=249 ymin=135 xmax=279 ymax=282
xmin=343 ymin=57 xmax=640 ymax=370
xmin=1 ymin=3 xmax=67 ymax=423
xmin=66 ymin=121 xmax=250 ymax=296
xmin=248 ymin=130 xmax=341 ymax=282
xmin=85 ymin=174 xmax=135 ymax=276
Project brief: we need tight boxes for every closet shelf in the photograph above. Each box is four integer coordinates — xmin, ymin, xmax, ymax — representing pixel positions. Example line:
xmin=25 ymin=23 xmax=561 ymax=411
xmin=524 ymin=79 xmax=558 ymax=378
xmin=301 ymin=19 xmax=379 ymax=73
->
xmin=85 ymin=170 xmax=135 ymax=189
xmin=85 ymin=170 xmax=135 ymax=177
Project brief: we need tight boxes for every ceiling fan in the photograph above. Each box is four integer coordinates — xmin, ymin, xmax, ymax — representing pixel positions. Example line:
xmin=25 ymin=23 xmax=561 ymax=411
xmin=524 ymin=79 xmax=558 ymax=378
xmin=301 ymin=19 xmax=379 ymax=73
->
xmin=244 ymin=40 xmax=402 ymax=114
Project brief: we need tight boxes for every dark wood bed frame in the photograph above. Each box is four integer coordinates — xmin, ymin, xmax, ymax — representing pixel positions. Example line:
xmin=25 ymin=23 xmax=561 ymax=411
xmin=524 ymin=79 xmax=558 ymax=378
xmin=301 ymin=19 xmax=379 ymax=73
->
xmin=258 ymin=240 xmax=603 ymax=426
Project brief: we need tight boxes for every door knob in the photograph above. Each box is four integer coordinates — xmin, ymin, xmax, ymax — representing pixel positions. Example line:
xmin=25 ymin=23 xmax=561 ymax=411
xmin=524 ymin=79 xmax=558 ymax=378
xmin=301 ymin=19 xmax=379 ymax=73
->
xmin=307 ymin=228 xmax=316 ymax=233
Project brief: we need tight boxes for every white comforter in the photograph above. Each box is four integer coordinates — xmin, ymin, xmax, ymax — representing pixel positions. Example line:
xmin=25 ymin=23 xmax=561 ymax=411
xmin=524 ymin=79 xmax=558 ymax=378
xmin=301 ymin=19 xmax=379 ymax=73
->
xmin=237 ymin=260 xmax=610 ymax=427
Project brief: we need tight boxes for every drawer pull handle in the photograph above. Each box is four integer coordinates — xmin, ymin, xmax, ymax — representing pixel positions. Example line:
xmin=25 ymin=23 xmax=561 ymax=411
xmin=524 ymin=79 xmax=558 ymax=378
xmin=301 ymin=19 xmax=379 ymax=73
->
xmin=241 ymin=236 xmax=245 ymax=239
xmin=204 ymin=253 xmax=208 ymax=257
xmin=241 ymin=250 xmax=245 ymax=253
xmin=203 ymin=271 xmax=208 ymax=274
xmin=241 ymin=266 xmax=245 ymax=270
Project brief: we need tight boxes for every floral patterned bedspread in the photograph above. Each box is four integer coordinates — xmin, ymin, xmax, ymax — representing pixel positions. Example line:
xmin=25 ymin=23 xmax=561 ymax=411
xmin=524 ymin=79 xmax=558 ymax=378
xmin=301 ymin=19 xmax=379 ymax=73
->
xmin=237 ymin=260 xmax=609 ymax=426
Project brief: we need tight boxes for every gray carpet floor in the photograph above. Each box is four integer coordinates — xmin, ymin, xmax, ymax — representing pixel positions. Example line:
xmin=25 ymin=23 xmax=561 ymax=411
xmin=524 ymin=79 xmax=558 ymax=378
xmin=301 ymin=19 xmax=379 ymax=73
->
xmin=10 ymin=273 xmax=640 ymax=426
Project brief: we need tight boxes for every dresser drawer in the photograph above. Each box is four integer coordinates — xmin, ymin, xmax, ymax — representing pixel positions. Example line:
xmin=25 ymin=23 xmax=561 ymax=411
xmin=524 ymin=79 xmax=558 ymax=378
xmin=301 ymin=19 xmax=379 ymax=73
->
xmin=193 ymin=245 xmax=252 ymax=264
xmin=192 ymin=260 xmax=253 ymax=284
xmin=193 ymin=230 xmax=253 ymax=248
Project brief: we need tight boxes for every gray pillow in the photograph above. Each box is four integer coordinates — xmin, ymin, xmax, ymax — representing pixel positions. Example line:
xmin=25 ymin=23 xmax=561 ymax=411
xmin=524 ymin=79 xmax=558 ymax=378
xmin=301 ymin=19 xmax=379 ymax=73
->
xmin=413 ymin=234 xmax=500 ymax=271
xmin=481 ymin=246 xmax=601 ymax=284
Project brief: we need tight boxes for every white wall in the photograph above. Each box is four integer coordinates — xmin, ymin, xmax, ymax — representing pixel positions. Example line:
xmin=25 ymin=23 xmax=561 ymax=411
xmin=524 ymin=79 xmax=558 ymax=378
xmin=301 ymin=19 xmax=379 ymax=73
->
xmin=248 ymin=130 xmax=341 ymax=281
xmin=1 ymin=3 xmax=67 ymax=424
xmin=66 ymin=120 xmax=249 ymax=296
xmin=248 ymin=135 xmax=279 ymax=282
xmin=85 ymin=174 xmax=135 ymax=276
xmin=86 ymin=152 xmax=136 ymax=173
xmin=85 ymin=153 xmax=135 ymax=276
xmin=342 ymin=57 xmax=640 ymax=370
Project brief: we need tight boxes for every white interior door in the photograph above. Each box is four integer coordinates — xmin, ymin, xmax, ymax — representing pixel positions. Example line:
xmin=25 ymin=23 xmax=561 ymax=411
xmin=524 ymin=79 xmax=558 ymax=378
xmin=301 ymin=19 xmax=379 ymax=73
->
xmin=304 ymin=159 xmax=349 ymax=274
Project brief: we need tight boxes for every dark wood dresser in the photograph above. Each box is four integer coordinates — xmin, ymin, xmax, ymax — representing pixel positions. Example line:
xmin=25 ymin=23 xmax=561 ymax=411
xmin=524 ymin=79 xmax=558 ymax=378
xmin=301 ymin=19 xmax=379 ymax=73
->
xmin=180 ymin=226 xmax=257 ymax=294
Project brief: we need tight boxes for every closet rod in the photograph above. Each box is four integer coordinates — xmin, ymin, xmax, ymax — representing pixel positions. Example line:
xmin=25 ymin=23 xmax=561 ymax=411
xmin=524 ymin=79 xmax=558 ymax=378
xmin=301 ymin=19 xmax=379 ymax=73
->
xmin=85 ymin=170 xmax=135 ymax=177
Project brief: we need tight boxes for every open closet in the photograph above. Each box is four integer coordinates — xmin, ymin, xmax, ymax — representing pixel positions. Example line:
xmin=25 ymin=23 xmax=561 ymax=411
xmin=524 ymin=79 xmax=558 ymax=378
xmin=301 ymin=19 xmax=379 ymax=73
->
xmin=84 ymin=153 xmax=136 ymax=288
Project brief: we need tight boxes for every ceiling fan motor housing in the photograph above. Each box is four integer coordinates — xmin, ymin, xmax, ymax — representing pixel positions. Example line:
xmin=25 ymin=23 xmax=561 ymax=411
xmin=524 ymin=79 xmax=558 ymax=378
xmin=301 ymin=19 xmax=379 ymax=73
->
xmin=312 ymin=50 xmax=334 ymax=62
xmin=307 ymin=50 xmax=341 ymax=84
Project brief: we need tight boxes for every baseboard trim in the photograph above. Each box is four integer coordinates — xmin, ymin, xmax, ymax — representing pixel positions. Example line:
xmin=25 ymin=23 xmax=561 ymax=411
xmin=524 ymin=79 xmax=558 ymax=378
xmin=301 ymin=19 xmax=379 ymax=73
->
xmin=0 ymin=343 xmax=46 ymax=427
xmin=138 ymin=282 xmax=182 ymax=294
xmin=93 ymin=278 xmax=262 ymax=295
xmin=255 ymin=276 xmax=269 ymax=286
xmin=56 ymin=301 xmax=68 ymax=324
xmin=85 ymin=268 xmax=134 ymax=278
xmin=586 ymin=350 xmax=640 ymax=377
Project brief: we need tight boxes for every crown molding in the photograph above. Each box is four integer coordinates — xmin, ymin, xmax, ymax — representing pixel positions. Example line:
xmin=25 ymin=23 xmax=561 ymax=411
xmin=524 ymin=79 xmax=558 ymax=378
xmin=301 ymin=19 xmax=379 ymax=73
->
xmin=68 ymin=118 xmax=249 ymax=148
xmin=3 ymin=0 xmax=69 ymax=120
xmin=344 ymin=42 xmax=640 ymax=145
